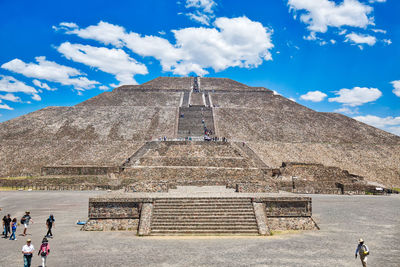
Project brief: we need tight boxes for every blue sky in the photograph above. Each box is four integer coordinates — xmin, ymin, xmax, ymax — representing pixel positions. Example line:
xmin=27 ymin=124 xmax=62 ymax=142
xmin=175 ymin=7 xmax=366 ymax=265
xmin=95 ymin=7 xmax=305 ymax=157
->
xmin=0 ymin=0 xmax=399 ymax=135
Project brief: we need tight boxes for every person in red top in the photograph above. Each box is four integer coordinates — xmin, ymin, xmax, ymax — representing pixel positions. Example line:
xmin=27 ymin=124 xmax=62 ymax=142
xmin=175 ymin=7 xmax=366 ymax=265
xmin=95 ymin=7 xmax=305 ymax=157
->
xmin=38 ymin=237 xmax=50 ymax=267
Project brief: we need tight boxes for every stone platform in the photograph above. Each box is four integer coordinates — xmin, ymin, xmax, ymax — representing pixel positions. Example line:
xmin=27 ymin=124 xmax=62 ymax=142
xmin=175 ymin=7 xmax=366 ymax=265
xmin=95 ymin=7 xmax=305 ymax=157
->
xmin=83 ymin=187 xmax=318 ymax=235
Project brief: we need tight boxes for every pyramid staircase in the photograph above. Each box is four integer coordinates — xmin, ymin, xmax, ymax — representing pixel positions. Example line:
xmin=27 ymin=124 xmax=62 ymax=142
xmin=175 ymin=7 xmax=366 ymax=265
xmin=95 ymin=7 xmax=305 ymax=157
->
xmin=177 ymin=106 xmax=215 ymax=137
xmin=150 ymin=197 xmax=259 ymax=235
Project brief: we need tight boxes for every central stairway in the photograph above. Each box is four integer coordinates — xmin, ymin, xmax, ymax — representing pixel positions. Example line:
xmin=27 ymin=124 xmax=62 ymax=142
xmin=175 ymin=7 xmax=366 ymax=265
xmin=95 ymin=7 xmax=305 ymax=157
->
xmin=150 ymin=197 xmax=259 ymax=235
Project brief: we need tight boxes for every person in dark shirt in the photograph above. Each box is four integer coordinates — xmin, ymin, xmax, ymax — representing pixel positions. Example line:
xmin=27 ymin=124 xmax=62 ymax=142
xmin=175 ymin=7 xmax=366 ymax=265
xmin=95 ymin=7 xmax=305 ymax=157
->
xmin=46 ymin=214 xmax=55 ymax=238
xmin=3 ymin=214 xmax=11 ymax=238
xmin=2 ymin=215 xmax=7 ymax=237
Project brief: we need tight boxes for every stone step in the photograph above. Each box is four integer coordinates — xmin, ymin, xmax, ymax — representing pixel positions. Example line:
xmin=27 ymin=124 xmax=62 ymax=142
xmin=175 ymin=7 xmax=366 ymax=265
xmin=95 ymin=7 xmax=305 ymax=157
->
xmin=150 ymin=229 xmax=259 ymax=235
xmin=153 ymin=207 xmax=254 ymax=214
xmin=155 ymin=198 xmax=252 ymax=201
xmin=157 ymin=204 xmax=252 ymax=210
xmin=150 ymin=232 xmax=259 ymax=236
xmin=153 ymin=214 xmax=254 ymax=218
xmin=151 ymin=218 xmax=257 ymax=223
xmin=151 ymin=225 xmax=258 ymax=230
xmin=151 ymin=220 xmax=257 ymax=227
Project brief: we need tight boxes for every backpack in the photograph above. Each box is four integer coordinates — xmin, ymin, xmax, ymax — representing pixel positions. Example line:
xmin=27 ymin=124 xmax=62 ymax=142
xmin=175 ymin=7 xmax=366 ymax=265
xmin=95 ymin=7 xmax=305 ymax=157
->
xmin=360 ymin=245 xmax=369 ymax=255
xmin=20 ymin=217 xmax=25 ymax=224
xmin=40 ymin=244 xmax=48 ymax=257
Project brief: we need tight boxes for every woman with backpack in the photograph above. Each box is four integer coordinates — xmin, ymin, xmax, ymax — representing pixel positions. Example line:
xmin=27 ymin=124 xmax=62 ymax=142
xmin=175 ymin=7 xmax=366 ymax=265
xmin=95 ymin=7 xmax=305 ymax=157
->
xmin=9 ymin=218 xmax=17 ymax=240
xmin=38 ymin=237 xmax=50 ymax=267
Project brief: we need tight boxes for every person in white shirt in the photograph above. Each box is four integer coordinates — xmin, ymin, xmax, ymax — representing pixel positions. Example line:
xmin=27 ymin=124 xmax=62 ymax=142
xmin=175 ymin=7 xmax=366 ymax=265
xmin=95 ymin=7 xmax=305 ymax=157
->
xmin=355 ymin=238 xmax=369 ymax=267
xmin=22 ymin=239 xmax=34 ymax=267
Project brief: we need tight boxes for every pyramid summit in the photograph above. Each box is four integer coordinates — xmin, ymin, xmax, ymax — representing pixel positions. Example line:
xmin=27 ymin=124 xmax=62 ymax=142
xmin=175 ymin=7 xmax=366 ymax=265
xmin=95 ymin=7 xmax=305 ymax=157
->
xmin=0 ymin=76 xmax=399 ymax=191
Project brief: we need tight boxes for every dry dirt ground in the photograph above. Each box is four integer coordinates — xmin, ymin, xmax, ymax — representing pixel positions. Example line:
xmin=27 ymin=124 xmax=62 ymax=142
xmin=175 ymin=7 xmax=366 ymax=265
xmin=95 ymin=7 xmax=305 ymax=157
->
xmin=0 ymin=191 xmax=399 ymax=267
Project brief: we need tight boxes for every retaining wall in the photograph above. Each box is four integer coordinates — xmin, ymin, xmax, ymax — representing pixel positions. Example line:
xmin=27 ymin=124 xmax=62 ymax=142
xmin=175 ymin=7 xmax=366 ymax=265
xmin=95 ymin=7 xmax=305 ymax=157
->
xmin=83 ymin=194 xmax=317 ymax=234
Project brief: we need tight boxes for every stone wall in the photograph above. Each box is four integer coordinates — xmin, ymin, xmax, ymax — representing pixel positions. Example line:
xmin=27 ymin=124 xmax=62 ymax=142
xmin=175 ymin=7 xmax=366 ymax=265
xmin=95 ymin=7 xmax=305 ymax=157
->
xmin=262 ymin=198 xmax=312 ymax=217
xmin=82 ymin=219 xmax=139 ymax=231
xmin=84 ymin=194 xmax=317 ymax=234
xmin=89 ymin=200 xmax=141 ymax=219
xmin=268 ymin=217 xmax=318 ymax=231
xmin=41 ymin=166 xmax=121 ymax=176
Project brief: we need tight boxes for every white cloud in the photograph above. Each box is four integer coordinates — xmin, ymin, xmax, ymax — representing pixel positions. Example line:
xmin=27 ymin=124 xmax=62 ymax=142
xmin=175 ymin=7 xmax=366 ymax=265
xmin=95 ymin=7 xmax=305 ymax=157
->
xmin=0 ymin=103 xmax=13 ymax=110
xmin=383 ymin=39 xmax=392 ymax=45
xmin=1 ymin=56 xmax=98 ymax=91
xmin=300 ymin=90 xmax=327 ymax=102
xmin=99 ymin=85 xmax=109 ymax=90
xmin=369 ymin=0 xmax=386 ymax=3
xmin=345 ymin=32 xmax=376 ymax=46
xmin=0 ymin=75 xmax=38 ymax=95
xmin=185 ymin=12 xmax=212 ymax=25
xmin=387 ymin=127 xmax=400 ymax=136
xmin=185 ymin=0 xmax=216 ymax=13
xmin=391 ymin=80 xmax=400 ymax=97
xmin=57 ymin=42 xmax=148 ymax=85
xmin=328 ymin=87 xmax=382 ymax=106
xmin=59 ymin=22 xmax=78 ymax=28
xmin=0 ymin=93 xmax=21 ymax=102
xmin=288 ymin=0 xmax=374 ymax=33
xmin=183 ymin=0 xmax=217 ymax=25
xmin=334 ymin=106 xmax=359 ymax=114
xmin=330 ymin=39 xmax=336 ymax=44
xmin=353 ymin=115 xmax=400 ymax=136
xmin=31 ymin=94 xmax=41 ymax=101
xmin=61 ymin=21 xmax=126 ymax=47
xmin=32 ymin=79 xmax=56 ymax=91
xmin=58 ymin=18 xmax=274 ymax=76
xmin=371 ymin=28 xmax=386 ymax=34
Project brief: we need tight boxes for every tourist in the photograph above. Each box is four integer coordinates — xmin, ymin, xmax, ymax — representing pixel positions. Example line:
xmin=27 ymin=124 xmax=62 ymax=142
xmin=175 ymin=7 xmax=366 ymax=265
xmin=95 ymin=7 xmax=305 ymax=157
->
xmin=22 ymin=239 xmax=34 ymax=267
xmin=38 ymin=236 xmax=50 ymax=267
xmin=3 ymin=214 xmax=11 ymax=238
xmin=2 ymin=215 xmax=7 ymax=236
xmin=355 ymin=238 xmax=369 ymax=267
xmin=22 ymin=211 xmax=33 ymax=236
xmin=9 ymin=218 xmax=17 ymax=240
xmin=46 ymin=214 xmax=55 ymax=238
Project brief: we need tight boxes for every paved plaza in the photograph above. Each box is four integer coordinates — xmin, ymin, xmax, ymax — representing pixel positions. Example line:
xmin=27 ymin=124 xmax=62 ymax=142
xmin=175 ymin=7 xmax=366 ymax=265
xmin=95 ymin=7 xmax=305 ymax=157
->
xmin=0 ymin=191 xmax=399 ymax=266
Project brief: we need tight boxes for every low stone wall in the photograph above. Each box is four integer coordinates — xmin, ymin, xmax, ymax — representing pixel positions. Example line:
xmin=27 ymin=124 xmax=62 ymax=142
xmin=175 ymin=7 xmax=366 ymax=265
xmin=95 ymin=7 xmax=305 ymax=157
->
xmin=261 ymin=197 xmax=312 ymax=217
xmin=85 ymin=197 xmax=144 ymax=232
xmin=89 ymin=200 xmax=141 ymax=219
xmin=268 ymin=217 xmax=318 ymax=231
xmin=137 ymin=157 xmax=251 ymax=168
xmin=82 ymin=219 xmax=139 ymax=231
xmin=84 ymin=194 xmax=317 ymax=234
xmin=41 ymin=166 xmax=121 ymax=176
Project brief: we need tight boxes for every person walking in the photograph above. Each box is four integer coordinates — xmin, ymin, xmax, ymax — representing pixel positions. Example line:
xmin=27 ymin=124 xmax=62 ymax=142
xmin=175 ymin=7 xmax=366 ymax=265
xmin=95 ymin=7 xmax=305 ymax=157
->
xmin=22 ymin=211 xmax=33 ymax=236
xmin=355 ymin=238 xmax=369 ymax=267
xmin=22 ymin=239 xmax=34 ymax=267
xmin=3 ymin=214 xmax=11 ymax=238
xmin=2 ymin=215 xmax=7 ymax=237
xmin=38 ymin=237 xmax=50 ymax=267
xmin=9 ymin=218 xmax=17 ymax=240
xmin=46 ymin=214 xmax=55 ymax=238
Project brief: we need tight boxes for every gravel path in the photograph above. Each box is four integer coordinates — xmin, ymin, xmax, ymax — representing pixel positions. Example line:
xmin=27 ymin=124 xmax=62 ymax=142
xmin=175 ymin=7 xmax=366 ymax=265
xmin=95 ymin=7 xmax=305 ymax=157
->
xmin=0 ymin=191 xmax=399 ymax=266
